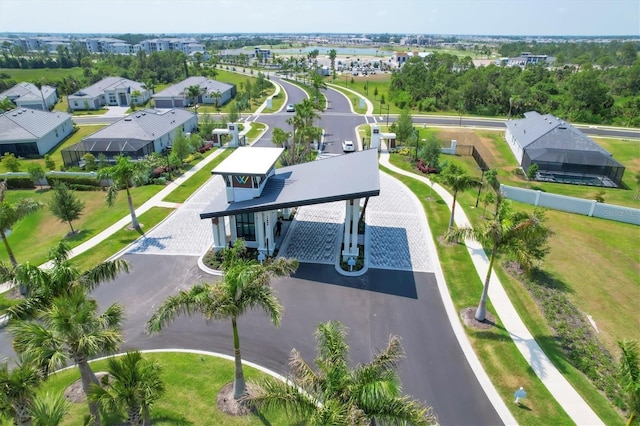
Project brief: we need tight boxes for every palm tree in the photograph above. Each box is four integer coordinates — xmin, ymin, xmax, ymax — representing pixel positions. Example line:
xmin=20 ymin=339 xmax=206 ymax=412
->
xmin=147 ymin=243 xmax=298 ymax=400
xmin=247 ymin=321 xmax=436 ymax=425
xmin=99 ymin=156 xmax=147 ymax=230
xmin=29 ymin=391 xmax=70 ymax=426
xmin=185 ymin=84 xmax=202 ymax=107
xmin=0 ymin=353 xmax=43 ymax=425
xmin=0 ymin=180 xmax=43 ymax=267
xmin=445 ymin=202 xmax=551 ymax=322
xmin=3 ymin=240 xmax=130 ymax=321
xmin=10 ymin=289 xmax=125 ymax=426
xmin=618 ymin=339 xmax=640 ymax=426
xmin=88 ymin=351 xmax=165 ymax=426
xmin=440 ymin=164 xmax=480 ymax=230
xmin=271 ymin=127 xmax=291 ymax=149
xmin=309 ymin=71 xmax=327 ymax=104
xmin=328 ymin=49 xmax=337 ymax=79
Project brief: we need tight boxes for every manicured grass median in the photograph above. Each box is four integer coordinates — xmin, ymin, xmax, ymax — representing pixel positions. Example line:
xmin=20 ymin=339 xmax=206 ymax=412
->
xmin=29 ymin=352 xmax=289 ymax=425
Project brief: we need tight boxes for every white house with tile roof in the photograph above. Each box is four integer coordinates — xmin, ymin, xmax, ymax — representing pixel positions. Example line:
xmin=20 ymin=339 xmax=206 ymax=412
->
xmin=67 ymin=77 xmax=150 ymax=111
xmin=0 ymin=82 xmax=58 ymax=111
xmin=152 ymin=76 xmax=235 ymax=109
xmin=0 ymin=108 xmax=73 ymax=156
xmin=60 ymin=108 xmax=197 ymax=166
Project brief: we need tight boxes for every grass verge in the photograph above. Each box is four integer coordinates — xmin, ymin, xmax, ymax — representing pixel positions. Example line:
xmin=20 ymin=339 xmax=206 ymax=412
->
xmin=327 ymin=83 xmax=367 ymax=114
xmin=27 ymin=352 xmax=288 ymax=425
xmin=162 ymin=149 xmax=234 ymax=204
xmin=385 ymin=155 xmax=628 ymax=424
xmin=380 ymin=164 xmax=572 ymax=425
xmin=69 ymin=206 xmax=173 ymax=271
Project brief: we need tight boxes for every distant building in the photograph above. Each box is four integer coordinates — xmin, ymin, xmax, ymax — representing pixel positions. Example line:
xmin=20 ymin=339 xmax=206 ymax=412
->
xmin=134 ymin=38 xmax=206 ymax=55
xmin=505 ymin=111 xmax=625 ymax=187
xmin=506 ymin=52 xmax=553 ymax=68
xmin=61 ymin=108 xmax=197 ymax=166
xmin=0 ymin=82 xmax=57 ymax=111
xmin=67 ymin=77 xmax=151 ymax=111
xmin=0 ymin=108 xmax=73 ymax=156
xmin=152 ymin=76 xmax=235 ymax=109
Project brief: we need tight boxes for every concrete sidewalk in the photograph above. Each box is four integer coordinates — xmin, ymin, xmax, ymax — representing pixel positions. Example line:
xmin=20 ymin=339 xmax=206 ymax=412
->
xmin=378 ymin=152 xmax=604 ymax=426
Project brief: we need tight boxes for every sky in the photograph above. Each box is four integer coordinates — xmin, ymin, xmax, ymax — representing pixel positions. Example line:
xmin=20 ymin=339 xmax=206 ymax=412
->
xmin=0 ymin=0 xmax=639 ymax=36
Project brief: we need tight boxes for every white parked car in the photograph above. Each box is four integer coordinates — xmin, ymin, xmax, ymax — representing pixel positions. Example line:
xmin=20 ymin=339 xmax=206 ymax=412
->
xmin=286 ymin=103 xmax=295 ymax=112
xmin=342 ymin=140 xmax=355 ymax=152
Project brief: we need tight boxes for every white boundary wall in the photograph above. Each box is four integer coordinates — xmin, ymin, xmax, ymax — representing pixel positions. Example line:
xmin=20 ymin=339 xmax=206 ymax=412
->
xmin=500 ymin=184 xmax=640 ymax=225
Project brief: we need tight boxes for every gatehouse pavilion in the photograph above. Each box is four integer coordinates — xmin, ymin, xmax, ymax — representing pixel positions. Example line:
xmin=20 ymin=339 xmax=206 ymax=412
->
xmin=199 ymin=146 xmax=380 ymax=260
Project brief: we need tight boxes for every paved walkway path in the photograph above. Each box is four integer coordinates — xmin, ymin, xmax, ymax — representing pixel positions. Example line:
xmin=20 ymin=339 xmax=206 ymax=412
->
xmin=378 ymin=151 xmax=604 ymax=426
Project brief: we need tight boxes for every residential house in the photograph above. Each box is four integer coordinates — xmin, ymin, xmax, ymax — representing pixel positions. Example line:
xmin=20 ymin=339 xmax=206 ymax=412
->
xmin=60 ymin=108 xmax=197 ymax=166
xmin=67 ymin=77 xmax=150 ymax=111
xmin=152 ymin=76 xmax=235 ymax=109
xmin=505 ymin=111 xmax=625 ymax=187
xmin=0 ymin=107 xmax=73 ymax=156
xmin=0 ymin=82 xmax=58 ymax=110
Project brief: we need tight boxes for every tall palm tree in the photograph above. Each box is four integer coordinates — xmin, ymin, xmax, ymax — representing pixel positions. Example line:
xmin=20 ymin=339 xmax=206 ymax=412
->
xmin=29 ymin=391 xmax=70 ymax=426
xmin=0 ymin=353 xmax=43 ymax=426
xmin=329 ymin=49 xmax=337 ymax=79
xmin=440 ymin=164 xmax=480 ymax=230
xmin=147 ymin=245 xmax=298 ymax=400
xmin=618 ymin=339 xmax=640 ymax=426
xmin=10 ymin=289 xmax=125 ymax=426
xmin=446 ymin=202 xmax=551 ymax=321
xmin=247 ymin=321 xmax=436 ymax=425
xmin=309 ymin=71 xmax=327 ymax=104
xmin=88 ymin=351 xmax=165 ymax=426
xmin=3 ymin=240 xmax=130 ymax=321
xmin=0 ymin=179 xmax=43 ymax=267
xmin=99 ymin=156 xmax=147 ymax=230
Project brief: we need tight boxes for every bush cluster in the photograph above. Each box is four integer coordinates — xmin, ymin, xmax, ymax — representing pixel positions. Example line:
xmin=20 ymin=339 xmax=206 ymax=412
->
xmin=3 ymin=176 xmax=35 ymax=189
xmin=47 ymin=175 xmax=101 ymax=191
xmin=417 ymin=159 xmax=438 ymax=174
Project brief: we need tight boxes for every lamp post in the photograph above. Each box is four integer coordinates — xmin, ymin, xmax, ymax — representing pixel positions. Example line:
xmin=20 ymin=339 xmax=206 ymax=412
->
xmin=385 ymin=104 xmax=390 ymax=127
xmin=475 ymin=168 xmax=486 ymax=208
xmin=414 ymin=129 xmax=420 ymax=161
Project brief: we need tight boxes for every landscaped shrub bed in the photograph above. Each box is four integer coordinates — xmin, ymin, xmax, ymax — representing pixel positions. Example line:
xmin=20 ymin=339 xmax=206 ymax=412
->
xmin=3 ymin=176 xmax=35 ymax=189
xmin=510 ymin=263 xmax=626 ymax=410
xmin=47 ymin=174 xmax=101 ymax=190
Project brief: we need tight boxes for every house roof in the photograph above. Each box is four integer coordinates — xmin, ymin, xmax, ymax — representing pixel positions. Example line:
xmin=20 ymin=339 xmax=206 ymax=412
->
xmin=527 ymin=148 xmax=624 ymax=167
xmin=0 ymin=108 xmax=71 ymax=141
xmin=200 ymin=148 xmax=380 ymax=219
xmin=63 ymin=138 xmax=152 ymax=153
xmin=0 ymin=82 xmax=55 ymax=103
xmin=82 ymin=108 xmax=195 ymax=143
xmin=153 ymin=76 xmax=234 ymax=98
xmin=213 ymin=147 xmax=284 ymax=176
xmin=505 ymin=111 xmax=612 ymax=155
xmin=69 ymin=77 xmax=146 ymax=99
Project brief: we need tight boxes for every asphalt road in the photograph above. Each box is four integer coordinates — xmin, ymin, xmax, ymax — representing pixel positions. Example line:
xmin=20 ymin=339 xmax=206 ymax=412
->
xmin=86 ymin=255 xmax=501 ymax=426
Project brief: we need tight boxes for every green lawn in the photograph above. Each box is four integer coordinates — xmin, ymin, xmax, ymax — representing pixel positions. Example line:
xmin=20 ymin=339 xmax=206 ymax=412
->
xmin=0 ymin=184 xmax=163 ymax=267
xmin=0 ymin=67 xmax=84 ymax=83
xmin=414 ymin=128 xmax=640 ymax=208
xmin=10 ymin=352 xmax=289 ymax=426
xmin=163 ymin=149 xmax=234 ymax=204
xmin=388 ymin=154 xmax=630 ymax=424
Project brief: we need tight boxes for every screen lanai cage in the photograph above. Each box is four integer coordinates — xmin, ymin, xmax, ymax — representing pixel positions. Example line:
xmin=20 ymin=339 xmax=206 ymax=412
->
xmin=61 ymin=138 xmax=155 ymax=167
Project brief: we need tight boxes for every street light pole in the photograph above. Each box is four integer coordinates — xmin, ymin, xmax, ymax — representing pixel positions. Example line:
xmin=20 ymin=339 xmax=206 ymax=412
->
xmin=475 ymin=168 xmax=486 ymax=208
xmin=414 ymin=129 xmax=419 ymax=162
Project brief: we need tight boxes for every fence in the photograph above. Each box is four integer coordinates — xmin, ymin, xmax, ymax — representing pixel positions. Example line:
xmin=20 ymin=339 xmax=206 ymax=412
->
xmin=500 ymin=184 xmax=640 ymax=225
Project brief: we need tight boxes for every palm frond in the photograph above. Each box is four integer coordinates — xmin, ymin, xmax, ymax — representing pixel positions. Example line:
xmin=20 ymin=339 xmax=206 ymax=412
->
xmin=78 ymin=259 xmax=131 ymax=292
xmin=246 ymin=377 xmax=320 ymax=421
xmin=105 ymin=185 xmax=119 ymax=207
xmin=146 ymin=283 xmax=216 ymax=333
xmin=289 ymin=348 xmax=321 ymax=391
